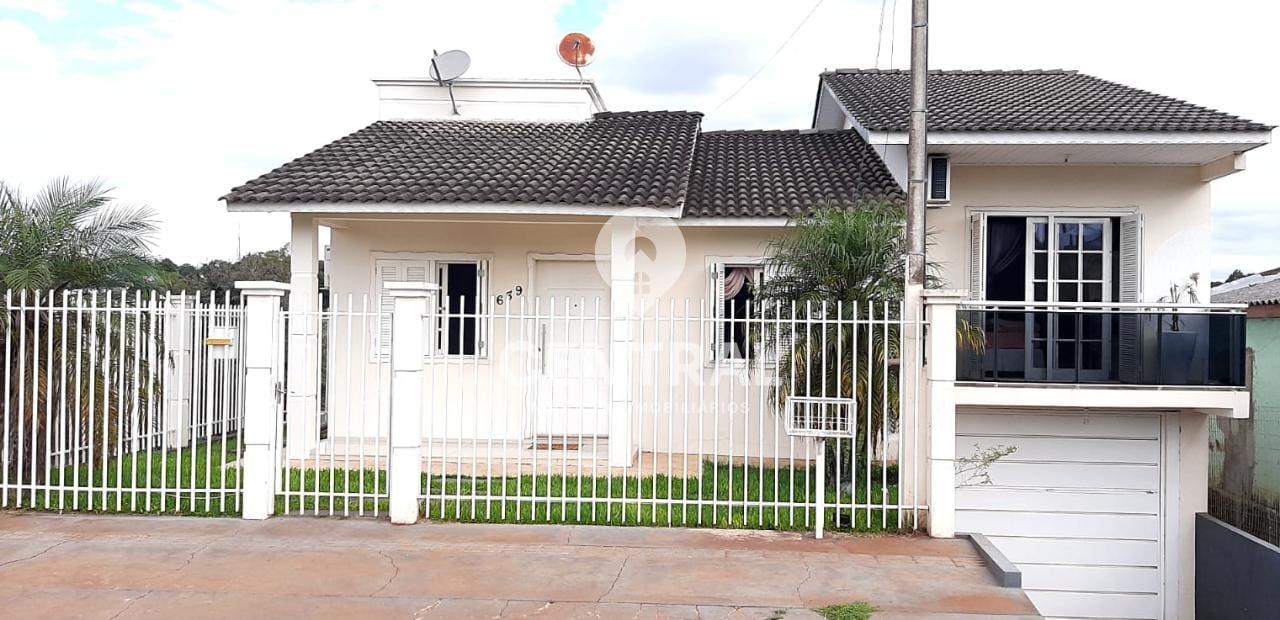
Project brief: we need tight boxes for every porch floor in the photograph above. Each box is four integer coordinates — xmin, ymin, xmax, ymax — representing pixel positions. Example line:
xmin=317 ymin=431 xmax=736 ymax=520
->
xmin=0 ymin=512 xmax=1039 ymax=618
xmin=292 ymin=438 xmax=816 ymax=478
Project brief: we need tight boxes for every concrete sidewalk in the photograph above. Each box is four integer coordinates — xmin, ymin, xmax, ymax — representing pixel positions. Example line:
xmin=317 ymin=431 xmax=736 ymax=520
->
xmin=0 ymin=512 xmax=1037 ymax=619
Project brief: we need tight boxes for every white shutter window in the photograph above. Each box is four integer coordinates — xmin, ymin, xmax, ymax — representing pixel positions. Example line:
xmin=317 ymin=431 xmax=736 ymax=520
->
xmin=1118 ymin=213 xmax=1144 ymax=382
xmin=375 ymin=259 xmax=429 ymax=359
xmin=968 ymin=212 xmax=986 ymax=300
xmin=928 ymin=155 xmax=950 ymax=203
xmin=761 ymin=264 xmax=788 ymax=367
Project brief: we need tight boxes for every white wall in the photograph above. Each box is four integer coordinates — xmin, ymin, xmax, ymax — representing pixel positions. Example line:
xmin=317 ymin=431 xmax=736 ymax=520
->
xmin=321 ymin=218 xmax=816 ymax=461
xmin=375 ymin=78 xmax=604 ymax=121
xmin=930 ymin=164 xmax=1213 ymax=301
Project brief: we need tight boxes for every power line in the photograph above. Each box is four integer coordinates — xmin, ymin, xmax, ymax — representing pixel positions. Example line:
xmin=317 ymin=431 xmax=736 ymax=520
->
xmin=875 ymin=0 xmax=889 ymax=68
xmin=887 ymin=0 xmax=899 ymax=68
xmin=710 ymin=0 xmax=826 ymax=115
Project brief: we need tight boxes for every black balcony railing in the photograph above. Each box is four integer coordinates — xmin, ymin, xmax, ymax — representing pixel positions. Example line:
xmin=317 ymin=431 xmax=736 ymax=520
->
xmin=956 ymin=304 xmax=1247 ymax=387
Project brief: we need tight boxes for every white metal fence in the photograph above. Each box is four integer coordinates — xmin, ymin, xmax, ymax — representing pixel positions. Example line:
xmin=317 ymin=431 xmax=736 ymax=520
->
xmin=1 ymin=290 xmax=244 ymax=515
xmin=3 ymin=288 xmax=924 ymax=532
xmin=276 ymin=296 xmax=391 ymax=517
xmin=270 ymin=293 xmax=923 ymax=531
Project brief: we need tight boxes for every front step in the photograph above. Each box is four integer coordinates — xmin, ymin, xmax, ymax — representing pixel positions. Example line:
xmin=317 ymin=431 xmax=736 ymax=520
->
xmin=527 ymin=435 xmax=594 ymax=450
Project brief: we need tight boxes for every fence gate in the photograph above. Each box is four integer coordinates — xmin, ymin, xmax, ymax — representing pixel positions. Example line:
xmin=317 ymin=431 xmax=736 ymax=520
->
xmin=1 ymin=290 xmax=245 ymax=515
xmin=273 ymin=296 xmax=392 ymax=517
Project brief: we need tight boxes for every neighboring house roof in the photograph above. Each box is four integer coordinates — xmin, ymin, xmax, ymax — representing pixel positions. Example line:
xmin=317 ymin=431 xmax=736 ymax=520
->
xmin=222 ymin=111 xmax=703 ymax=208
xmin=1212 ymin=270 xmax=1280 ymax=306
xmin=820 ymin=69 xmax=1273 ymax=133
xmin=684 ymin=129 xmax=903 ymax=218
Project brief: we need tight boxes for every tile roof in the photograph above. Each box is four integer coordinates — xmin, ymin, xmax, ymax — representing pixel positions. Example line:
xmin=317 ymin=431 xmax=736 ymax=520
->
xmin=683 ymin=129 xmax=903 ymax=218
xmin=222 ymin=111 xmax=703 ymax=207
xmin=1212 ymin=271 xmax=1280 ymax=306
xmin=821 ymin=69 xmax=1273 ymax=133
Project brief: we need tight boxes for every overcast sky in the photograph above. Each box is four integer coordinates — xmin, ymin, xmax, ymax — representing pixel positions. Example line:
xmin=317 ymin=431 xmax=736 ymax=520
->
xmin=0 ymin=0 xmax=1275 ymax=278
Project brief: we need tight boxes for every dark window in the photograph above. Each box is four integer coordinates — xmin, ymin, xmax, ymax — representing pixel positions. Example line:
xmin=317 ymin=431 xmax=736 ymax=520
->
xmin=442 ymin=262 xmax=478 ymax=356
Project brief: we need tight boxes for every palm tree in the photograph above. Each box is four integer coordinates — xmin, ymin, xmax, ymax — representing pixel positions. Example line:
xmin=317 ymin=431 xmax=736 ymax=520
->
xmin=1 ymin=178 xmax=162 ymax=501
xmin=754 ymin=201 xmax=982 ymax=485
xmin=1 ymin=178 xmax=158 ymax=290
xmin=754 ymin=202 xmax=912 ymax=475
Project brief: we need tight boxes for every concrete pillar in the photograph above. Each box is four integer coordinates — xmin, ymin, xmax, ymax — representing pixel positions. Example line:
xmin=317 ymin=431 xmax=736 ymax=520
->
xmin=608 ymin=219 xmax=636 ymax=467
xmin=286 ymin=214 xmax=320 ymax=460
xmin=163 ymin=295 xmax=195 ymax=449
xmin=387 ymin=281 xmax=437 ymax=524
xmin=236 ymin=281 xmax=288 ymax=520
xmin=924 ymin=290 xmax=964 ymax=538
xmin=898 ymin=291 xmax=924 ymax=516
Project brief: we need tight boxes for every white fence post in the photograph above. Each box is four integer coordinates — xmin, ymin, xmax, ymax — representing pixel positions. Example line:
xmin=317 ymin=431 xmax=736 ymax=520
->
xmin=924 ymin=290 xmax=964 ymax=538
xmin=163 ymin=296 xmax=195 ymax=448
xmin=388 ymin=281 xmax=436 ymax=524
xmin=608 ymin=220 xmax=636 ymax=467
xmin=237 ymin=281 xmax=287 ymax=520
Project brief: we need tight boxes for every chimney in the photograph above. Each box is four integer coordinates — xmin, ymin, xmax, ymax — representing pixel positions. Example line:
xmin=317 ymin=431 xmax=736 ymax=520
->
xmin=372 ymin=77 xmax=607 ymax=121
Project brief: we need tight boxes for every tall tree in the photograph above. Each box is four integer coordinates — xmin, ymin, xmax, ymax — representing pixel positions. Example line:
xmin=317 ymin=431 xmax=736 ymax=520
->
xmin=1 ymin=178 xmax=162 ymax=494
xmin=756 ymin=201 xmax=982 ymax=486
xmin=0 ymin=178 xmax=160 ymax=290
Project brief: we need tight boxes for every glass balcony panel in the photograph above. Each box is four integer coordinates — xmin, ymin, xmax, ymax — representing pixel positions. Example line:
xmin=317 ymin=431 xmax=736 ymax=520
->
xmin=957 ymin=305 xmax=1246 ymax=387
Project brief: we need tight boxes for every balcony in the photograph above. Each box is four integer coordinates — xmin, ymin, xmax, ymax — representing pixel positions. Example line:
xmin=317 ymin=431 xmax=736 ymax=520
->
xmin=956 ymin=302 xmax=1247 ymax=388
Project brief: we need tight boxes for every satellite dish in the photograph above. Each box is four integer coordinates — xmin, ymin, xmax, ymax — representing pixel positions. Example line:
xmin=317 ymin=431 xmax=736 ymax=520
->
xmin=558 ymin=33 xmax=595 ymax=67
xmin=429 ymin=49 xmax=471 ymax=82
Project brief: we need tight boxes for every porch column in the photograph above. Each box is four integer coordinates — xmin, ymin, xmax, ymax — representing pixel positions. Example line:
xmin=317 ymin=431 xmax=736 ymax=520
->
xmin=608 ymin=218 xmax=637 ymax=467
xmin=285 ymin=214 xmax=320 ymax=460
xmin=924 ymin=290 xmax=964 ymax=538
xmin=236 ymin=281 xmax=288 ymax=520
xmin=387 ymin=281 xmax=436 ymax=524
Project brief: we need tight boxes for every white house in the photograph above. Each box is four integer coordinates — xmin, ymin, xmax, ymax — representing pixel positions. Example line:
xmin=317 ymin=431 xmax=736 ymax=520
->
xmin=223 ymin=69 xmax=1271 ymax=619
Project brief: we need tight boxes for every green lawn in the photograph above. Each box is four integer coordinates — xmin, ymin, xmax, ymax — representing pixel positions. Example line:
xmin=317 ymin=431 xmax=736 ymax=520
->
xmin=27 ymin=447 xmax=907 ymax=533
xmin=27 ymin=438 xmax=242 ymax=515
xmin=418 ymin=461 xmax=902 ymax=532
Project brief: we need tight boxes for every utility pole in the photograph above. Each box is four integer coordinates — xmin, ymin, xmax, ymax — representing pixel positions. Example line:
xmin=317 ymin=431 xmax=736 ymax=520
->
xmin=902 ymin=0 xmax=931 ymax=535
xmin=905 ymin=0 xmax=928 ymax=294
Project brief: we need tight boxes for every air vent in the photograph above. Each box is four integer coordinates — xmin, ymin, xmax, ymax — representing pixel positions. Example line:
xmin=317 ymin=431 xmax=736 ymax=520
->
xmin=928 ymin=155 xmax=950 ymax=204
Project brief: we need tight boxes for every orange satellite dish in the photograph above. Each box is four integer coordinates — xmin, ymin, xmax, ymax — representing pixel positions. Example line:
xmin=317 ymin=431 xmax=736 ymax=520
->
xmin=558 ymin=33 xmax=595 ymax=67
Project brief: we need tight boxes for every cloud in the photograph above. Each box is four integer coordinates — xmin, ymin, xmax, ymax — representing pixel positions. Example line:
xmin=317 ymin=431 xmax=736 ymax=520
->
xmin=0 ymin=0 xmax=571 ymax=263
xmin=0 ymin=0 xmax=1275 ymax=277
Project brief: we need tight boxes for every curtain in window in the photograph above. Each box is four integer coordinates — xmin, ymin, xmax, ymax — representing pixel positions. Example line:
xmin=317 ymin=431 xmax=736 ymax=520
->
xmin=722 ymin=267 xmax=751 ymax=300
xmin=986 ymin=219 xmax=1025 ymax=282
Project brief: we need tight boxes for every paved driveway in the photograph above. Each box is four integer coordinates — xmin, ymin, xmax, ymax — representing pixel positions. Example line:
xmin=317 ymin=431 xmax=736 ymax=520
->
xmin=0 ymin=512 xmax=1036 ymax=619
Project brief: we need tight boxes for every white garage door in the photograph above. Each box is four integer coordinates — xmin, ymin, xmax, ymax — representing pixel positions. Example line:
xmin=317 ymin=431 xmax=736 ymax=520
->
xmin=955 ymin=412 xmax=1166 ymax=619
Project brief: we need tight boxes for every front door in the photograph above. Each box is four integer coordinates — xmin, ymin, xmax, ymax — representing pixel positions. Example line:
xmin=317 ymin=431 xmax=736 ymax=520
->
xmin=532 ymin=259 xmax=611 ymax=439
xmin=1025 ymin=217 xmax=1112 ymax=381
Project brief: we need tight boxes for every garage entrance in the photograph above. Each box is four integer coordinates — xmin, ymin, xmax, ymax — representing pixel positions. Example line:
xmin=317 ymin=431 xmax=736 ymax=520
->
xmin=955 ymin=410 xmax=1172 ymax=619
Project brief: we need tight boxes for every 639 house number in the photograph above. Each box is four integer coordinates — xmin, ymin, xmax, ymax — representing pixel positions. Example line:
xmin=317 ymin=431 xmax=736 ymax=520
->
xmin=493 ymin=286 xmax=523 ymax=305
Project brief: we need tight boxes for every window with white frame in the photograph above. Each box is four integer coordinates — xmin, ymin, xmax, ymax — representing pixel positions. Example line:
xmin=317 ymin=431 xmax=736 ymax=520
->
xmin=708 ymin=260 xmax=767 ymax=361
xmin=374 ymin=256 xmax=490 ymax=358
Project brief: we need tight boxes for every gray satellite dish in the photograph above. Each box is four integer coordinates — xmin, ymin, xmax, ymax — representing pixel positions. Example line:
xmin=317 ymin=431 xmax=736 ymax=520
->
xmin=429 ymin=49 xmax=471 ymax=82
